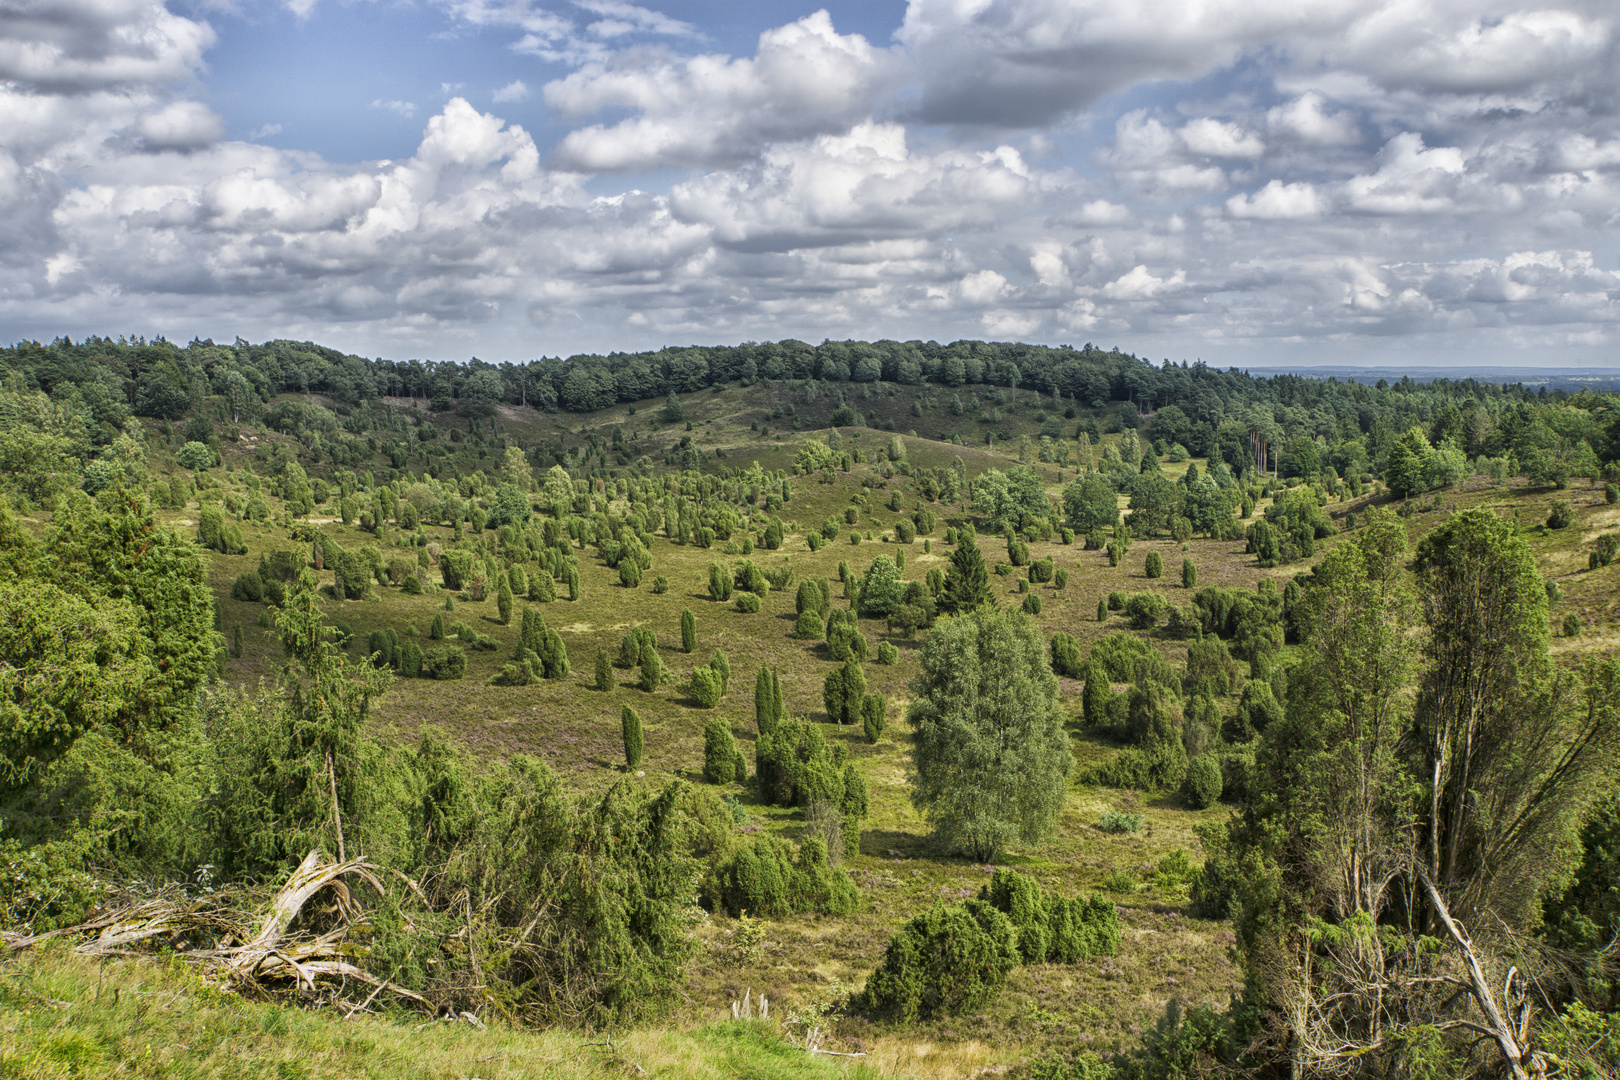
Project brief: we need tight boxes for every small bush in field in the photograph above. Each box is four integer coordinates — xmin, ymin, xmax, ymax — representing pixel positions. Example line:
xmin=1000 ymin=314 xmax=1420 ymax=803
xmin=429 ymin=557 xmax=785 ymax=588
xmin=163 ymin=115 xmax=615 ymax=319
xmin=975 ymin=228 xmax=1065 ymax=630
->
xmin=1097 ymin=810 xmax=1142 ymax=834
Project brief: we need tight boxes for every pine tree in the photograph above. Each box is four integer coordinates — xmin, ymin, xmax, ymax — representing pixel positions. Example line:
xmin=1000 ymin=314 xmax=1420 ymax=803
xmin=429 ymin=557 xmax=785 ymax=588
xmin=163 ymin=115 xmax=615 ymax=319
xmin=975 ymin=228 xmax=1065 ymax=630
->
xmin=1097 ymin=598 xmax=1108 ymax=622
xmin=681 ymin=608 xmax=696 ymax=653
xmin=1182 ymin=557 xmax=1197 ymax=589
xmin=622 ymin=704 xmax=643 ymax=769
xmin=595 ymin=648 xmax=613 ymax=691
xmin=497 ymin=581 xmax=513 ymax=624
xmin=941 ymin=532 xmax=991 ymax=614
xmin=430 ymin=612 xmax=446 ymax=639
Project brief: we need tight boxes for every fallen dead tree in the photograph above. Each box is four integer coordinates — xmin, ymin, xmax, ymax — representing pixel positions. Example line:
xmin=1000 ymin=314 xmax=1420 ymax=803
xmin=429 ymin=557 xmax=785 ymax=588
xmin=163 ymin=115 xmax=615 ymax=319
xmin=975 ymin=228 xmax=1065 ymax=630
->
xmin=3 ymin=848 xmax=433 ymax=1014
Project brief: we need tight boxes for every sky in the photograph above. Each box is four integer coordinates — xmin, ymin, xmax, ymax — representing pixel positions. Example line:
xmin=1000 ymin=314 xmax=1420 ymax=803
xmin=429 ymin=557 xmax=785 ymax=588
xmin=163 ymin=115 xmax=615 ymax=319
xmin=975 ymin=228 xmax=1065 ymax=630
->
xmin=2 ymin=0 xmax=1619 ymax=367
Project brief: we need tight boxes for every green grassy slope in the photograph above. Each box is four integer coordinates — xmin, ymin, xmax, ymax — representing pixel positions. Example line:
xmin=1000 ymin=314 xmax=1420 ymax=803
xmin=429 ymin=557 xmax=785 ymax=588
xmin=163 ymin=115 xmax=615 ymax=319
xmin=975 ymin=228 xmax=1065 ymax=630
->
xmin=11 ymin=380 xmax=1617 ymax=1076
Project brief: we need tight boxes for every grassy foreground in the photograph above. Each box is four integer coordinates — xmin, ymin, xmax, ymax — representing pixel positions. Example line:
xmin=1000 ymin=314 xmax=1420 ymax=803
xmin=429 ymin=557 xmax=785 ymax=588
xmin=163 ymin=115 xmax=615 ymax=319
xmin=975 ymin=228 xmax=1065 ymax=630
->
xmin=0 ymin=945 xmax=1032 ymax=1080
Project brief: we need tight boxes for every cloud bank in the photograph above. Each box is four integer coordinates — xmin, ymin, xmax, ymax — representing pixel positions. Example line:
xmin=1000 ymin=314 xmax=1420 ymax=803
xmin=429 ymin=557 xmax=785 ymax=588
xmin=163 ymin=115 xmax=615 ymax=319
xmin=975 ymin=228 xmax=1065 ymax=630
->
xmin=0 ymin=0 xmax=1617 ymax=364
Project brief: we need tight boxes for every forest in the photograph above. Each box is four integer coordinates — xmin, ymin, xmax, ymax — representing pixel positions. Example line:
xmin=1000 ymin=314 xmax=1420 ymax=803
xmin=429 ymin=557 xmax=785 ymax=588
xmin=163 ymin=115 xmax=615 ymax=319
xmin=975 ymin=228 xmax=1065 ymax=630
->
xmin=0 ymin=332 xmax=1617 ymax=1080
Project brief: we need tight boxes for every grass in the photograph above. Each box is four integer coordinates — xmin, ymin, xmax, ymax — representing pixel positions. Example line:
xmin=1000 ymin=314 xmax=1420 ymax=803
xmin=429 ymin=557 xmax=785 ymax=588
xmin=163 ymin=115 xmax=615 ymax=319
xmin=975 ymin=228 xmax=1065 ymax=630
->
xmin=0 ymin=945 xmax=902 ymax=1080
xmin=18 ymin=381 xmax=1619 ymax=1075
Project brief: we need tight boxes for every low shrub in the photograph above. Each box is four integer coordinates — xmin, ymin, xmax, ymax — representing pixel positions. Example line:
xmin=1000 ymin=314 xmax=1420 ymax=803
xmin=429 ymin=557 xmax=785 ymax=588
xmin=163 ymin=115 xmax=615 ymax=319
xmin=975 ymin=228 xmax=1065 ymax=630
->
xmin=689 ymin=666 xmax=725 ymax=708
xmin=1184 ymin=755 xmax=1223 ymax=809
xmin=1101 ymin=869 xmax=1138 ymax=894
xmin=1097 ymin=810 xmax=1142 ymax=834
xmin=230 ymin=571 xmax=265 ymax=602
xmin=706 ymin=835 xmax=858 ymax=918
xmin=703 ymin=718 xmax=738 ymax=782
xmin=420 ymin=645 xmax=466 ymax=680
xmin=862 ymin=900 xmax=1020 ymax=1023
xmin=1049 ymin=632 xmax=1084 ymax=678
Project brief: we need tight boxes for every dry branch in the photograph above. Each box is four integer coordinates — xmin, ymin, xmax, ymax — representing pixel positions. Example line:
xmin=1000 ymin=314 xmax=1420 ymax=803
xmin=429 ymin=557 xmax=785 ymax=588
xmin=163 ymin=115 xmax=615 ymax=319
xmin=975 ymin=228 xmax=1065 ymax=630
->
xmin=3 ymin=848 xmax=435 ymax=1015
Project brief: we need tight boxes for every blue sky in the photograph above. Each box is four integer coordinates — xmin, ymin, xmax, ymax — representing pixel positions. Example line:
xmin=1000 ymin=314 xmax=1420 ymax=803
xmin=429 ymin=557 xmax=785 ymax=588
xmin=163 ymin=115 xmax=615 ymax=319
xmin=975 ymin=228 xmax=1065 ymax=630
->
xmin=2 ymin=0 xmax=1618 ymax=366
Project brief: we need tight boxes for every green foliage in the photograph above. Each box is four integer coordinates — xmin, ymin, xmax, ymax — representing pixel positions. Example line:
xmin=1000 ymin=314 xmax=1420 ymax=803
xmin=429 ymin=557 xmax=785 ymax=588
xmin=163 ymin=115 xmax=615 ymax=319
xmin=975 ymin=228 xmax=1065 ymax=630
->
xmin=484 ymin=482 xmax=532 ymax=529
xmin=755 ymin=718 xmax=843 ymax=809
xmin=863 ymin=900 xmax=1020 ymax=1023
xmin=1144 ymin=551 xmax=1163 ymax=578
xmin=1111 ymin=999 xmax=1233 ymax=1080
xmin=1021 ymin=592 xmax=1042 ymax=615
xmin=1123 ymin=591 xmax=1166 ymax=629
xmin=824 ymin=608 xmax=869 ymax=662
xmin=1181 ymin=557 xmax=1197 ymax=588
xmin=488 ymin=651 xmax=539 ymax=686
xmin=754 ymin=665 xmax=785 ymax=735
xmin=793 ymin=608 xmax=824 ymax=639
xmin=638 ymin=639 xmax=669 ymax=691
xmin=1184 ymin=755 xmax=1223 ymax=809
xmin=1184 ymin=637 xmax=1241 ymax=700
xmin=681 ymin=608 xmax=696 ymax=652
xmin=823 ymin=660 xmax=867 ymax=725
xmin=1063 ymin=473 xmax=1119 ymax=534
xmin=420 ymin=645 xmax=466 ymax=680
xmin=857 ymin=555 xmax=904 ymax=617
xmin=862 ymin=693 xmax=887 ymax=744
xmin=978 ymin=868 xmax=1122 ymax=968
xmin=231 ymin=570 xmax=265 ymax=602
xmin=528 ymin=569 xmax=557 ymax=602
xmin=875 ymin=639 xmax=899 ymax=665
xmin=795 ymin=577 xmax=831 ymax=615
xmin=0 ymin=833 xmax=101 ymax=932
xmin=1548 ymin=500 xmax=1575 ymax=529
xmin=734 ymin=592 xmax=760 ymax=613
xmin=1088 ymin=628 xmax=1153 ymax=680
xmin=940 ymin=532 xmax=991 ymax=614
xmin=689 ymin=664 xmax=725 ymax=708
xmin=594 ymin=648 xmax=614 ymax=691
xmin=1097 ymin=811 xmax=1141 ymax=834
xmin=1536 ymin=1001 xmax=1620 ymax=1078
xmin=1049 ymin=632 xmax=1084 ymax=678
xmin=618 ymin=559 xmax=642 ymax=588
xmin=621 ymin=705 xmax=644 ymax=769
xmin=708 ymin=562 xmax=734 ymax=601
xmin=1081 ymin=660 xmax=1114 ymax=729
xmin=909 ymin=608 xmax=1073 ymax=861
xmin=398 ymin=640 xmax=422 ymax=678
xmin=1543 ymin=791 xmax=1620 ymax=952
xmin=703 ymin=719 xmax=738 ymax=783
xmin=707 ymin=835 xmax=858 ymax=918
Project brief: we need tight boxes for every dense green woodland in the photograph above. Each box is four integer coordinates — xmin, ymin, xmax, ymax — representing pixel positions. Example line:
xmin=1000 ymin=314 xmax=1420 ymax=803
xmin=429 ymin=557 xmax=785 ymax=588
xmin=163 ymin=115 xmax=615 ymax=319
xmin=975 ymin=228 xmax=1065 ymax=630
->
xmin=3 ymin=333 xmax=1616 ymax=487
xmin=1 ymin=334 xmax=1619 ymax=1079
